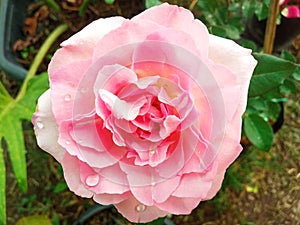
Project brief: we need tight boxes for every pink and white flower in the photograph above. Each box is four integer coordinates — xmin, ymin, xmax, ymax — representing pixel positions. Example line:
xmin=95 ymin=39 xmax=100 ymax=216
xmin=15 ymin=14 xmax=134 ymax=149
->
xmin=33 ymin=3 xmax=257 ymax=223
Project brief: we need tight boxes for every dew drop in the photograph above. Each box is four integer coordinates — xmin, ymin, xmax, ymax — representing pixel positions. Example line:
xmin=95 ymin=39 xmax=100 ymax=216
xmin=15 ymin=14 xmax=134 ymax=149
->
xmin=64 ymin=94 xmax=71 ymax=101
xmin=86 ymin=174 xmax=100 ymax=186
xmin=65 ymin=140 xmax=71 ymax=145
xmin=135 ymin=204 xmax=146 ymax=212
xmin=36 ymin=121 xmax=44 ymax=129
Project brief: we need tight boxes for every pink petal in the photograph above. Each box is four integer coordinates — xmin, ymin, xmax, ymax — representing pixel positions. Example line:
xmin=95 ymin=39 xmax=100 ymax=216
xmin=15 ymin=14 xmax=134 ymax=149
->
xmin=115 ymin=197 xmax=168 ymax=223
xmin=155 ymin=196 xmax=201 ymax=215
xmin=205 ymin=171 xmax=226 ymax=200
xmin=130 ymin=176 xmax=181 ymax=205
xmin=61 ymin=153 xmax=93 ymax=198
xmin=133 ymin=3 xmax=209 ymax=57
xmin=92 ymin=20 xmax=163 ymax=62
xmin=208 ymin=34 xmax=257 ymax=117
xmin=50 ymin=60 xmax=92 ymax=123
xmin=93 ymin=192 xmax=132 ymax=205
xmin=79 ymin=163 xmax=129 ymax=194
xmin=172 ymin=163 xmax=217 ymax=198
xmin=284 ymin=6 xmax=300 ymax=18
xmin=156 ymin=127 xmax=200 ymax=178
xmin=32 ymin=90 xmax=65 ymax=162
xmin=49 ymin=17 xmax=126 ymax=75
xmin=93 ymin=64 xmax=138 ymax=95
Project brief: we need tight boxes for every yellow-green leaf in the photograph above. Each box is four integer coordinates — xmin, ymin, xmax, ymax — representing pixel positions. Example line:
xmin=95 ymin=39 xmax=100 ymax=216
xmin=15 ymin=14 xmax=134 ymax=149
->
xmin=16 ymin=215 xmax=52 ymax=225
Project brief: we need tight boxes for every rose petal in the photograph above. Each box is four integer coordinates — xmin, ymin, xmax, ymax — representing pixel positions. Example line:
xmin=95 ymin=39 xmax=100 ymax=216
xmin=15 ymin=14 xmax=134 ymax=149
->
xmin=32 ymin=90 xmax=65 ymax=162
xmin=155 ymin=196 xmax=201 ymax=215
xmin=133 ymin=3 xmax=209 ymax=57
xmin=208 ymin=35 xmax=257 ymax=117
xmin=115 ymin=197 xmax=168 ymax=223
xmin=62 ymin=153 xmax=93 ymax=198
xmin=49 ymin=17 xmax=126 ymax=75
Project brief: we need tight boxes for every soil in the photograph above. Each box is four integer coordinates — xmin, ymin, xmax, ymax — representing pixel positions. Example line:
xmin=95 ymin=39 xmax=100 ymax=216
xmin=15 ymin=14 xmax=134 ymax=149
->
xmin=2 ymin=0 xmax=300 ymax=225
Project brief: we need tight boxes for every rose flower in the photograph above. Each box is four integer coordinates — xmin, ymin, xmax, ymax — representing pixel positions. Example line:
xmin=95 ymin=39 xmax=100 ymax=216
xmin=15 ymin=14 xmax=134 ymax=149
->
xmin=33 ymin=3 xmax=257 ymax=223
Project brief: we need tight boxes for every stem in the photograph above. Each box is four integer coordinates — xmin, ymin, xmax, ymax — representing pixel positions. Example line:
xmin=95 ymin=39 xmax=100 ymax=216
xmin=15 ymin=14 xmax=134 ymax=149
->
xmin=16 ymin=24 xmax=68 ymax=101
xmin=45 ymin=0 xmax=61 ymax=11
xmin=263 ymin=0 xmax=280 ymax=54
xmin=189 ymin=0 xmax=198 ymax=11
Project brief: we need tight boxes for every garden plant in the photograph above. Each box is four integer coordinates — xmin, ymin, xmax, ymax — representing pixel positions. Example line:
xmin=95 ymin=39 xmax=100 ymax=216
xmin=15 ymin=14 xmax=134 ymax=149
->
xmin=0 ymin=0 xmax=299 ymax=224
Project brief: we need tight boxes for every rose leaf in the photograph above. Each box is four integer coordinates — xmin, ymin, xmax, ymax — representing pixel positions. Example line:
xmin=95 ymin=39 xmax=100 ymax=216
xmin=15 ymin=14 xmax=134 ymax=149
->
xmin=243 ymin=114 xmax=274 ymax=151
xmin=249 ymin=53 xmax=298 ymax=97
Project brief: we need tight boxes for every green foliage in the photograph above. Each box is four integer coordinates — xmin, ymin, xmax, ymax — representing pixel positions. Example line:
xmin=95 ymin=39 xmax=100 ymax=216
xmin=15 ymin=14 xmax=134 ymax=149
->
xmin=0 ymin=23 xmax=67 ymax=225
xmin=145 ymin=0 xmax=162 ymax=8
xmin=244 ymin=114 xmax=274 ymax=151
xmin=196 ymin=0 xmax=244 ymax=39
xmin=135 ymin=217 xmax=165 ymax=225
xmin=249 ymin=53 xmax=299 ymax=97
xmin=244 ymin=52 xmax=299 ymax=152
xmin=0 ymin=73 xmax=49 ymax=224
xmin=104 ymin=0 xmax=115 ymax=4
xmin=79 ymin=0 xmax=91 ymax=17
xmin=0 ymin=148 xmax=5 ymax=225
xmin=15 ymin=215 xmax=52 ymax=225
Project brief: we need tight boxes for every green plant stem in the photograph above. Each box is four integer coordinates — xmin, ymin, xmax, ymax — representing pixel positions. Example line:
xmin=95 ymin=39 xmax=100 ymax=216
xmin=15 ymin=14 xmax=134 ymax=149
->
xmin=263 ymin=0 xmax=280 ymax=54
xmin=16 ymin=24 xmax=68 ymax=102
xmin=45 ymin=0 xmax=61 ymax=11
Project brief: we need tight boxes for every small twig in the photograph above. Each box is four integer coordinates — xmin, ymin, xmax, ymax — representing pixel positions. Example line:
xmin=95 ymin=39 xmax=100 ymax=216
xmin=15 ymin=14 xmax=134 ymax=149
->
xmin=189 ymin=0 xmax=198 ymax=11
xmin=16 ymin=24 xmax=68 ymax=101
xmin=263 ymin=0 xmax=280 ymax=54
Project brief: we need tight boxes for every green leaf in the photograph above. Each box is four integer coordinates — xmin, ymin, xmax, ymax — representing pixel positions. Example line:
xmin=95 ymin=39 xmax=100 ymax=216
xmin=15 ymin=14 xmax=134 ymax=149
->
xmin=279 ymin=79 xmax=297 ymax=94
xmin=16 ymin=215 xmax=52 ymax=225
xmin=247 ymin=97 xmax=266 ymax=112
xmin=249 ymin=53 xmax=298 ymax=97
xmin=136 ymin=217 xmax=165 ymax=225
xmin=242 ymin=0 xmax=257 ymax=18
xmin=1 ymin=119 xmax=27 ymax=192
xmin=54 ymin=182 xmax=68 ymax=193
xmin=255 ymin=2 xmax=269 ymax=21
xmin=0 ymin=82 xmax=12 ymax=112
xmin=104 ymin=0 xmax=115 ymax=4
xmin=292 ymin=65 xmax=300 ymax=81
xmin=224 ymin=24 xmax=241 ymax=39
xmin=264 ymin=101 xmax=282 ymax=122
xmin=79 ymin=0 xmax=90 ymax=17
xmin=243 ymin=114 xmax=274 ymax=151
xmin=240 ymin=39 xmax=258 ymax=52
xmin=280 ymin=50 xmax=296 ymax=63
xmin=0 ymin=73 xmax=49 ymax=225
xmin=145 ymin=0 xmax=162 ymax=8
xmin=0 ymin=148 xmax=5 ymax=225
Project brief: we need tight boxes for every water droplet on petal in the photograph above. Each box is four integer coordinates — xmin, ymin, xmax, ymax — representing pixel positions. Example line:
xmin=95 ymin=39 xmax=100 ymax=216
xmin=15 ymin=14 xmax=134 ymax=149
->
xmin=135 ymin=204 xmax=146 ymax=212
xmin=36 ymin=121 xmax=44 ymax=129
xmin=65 ymin=140 xmax=71 ymax=145
xmin=64 ymin=94 xmax=71 ymax=101
xmin=86 ymin=174 xmax=100 ymax=186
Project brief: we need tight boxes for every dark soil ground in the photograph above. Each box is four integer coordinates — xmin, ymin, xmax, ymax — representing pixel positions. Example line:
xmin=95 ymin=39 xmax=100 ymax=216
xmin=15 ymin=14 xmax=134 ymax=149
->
xmin=1 ymin=0 xmax=300 ymax=224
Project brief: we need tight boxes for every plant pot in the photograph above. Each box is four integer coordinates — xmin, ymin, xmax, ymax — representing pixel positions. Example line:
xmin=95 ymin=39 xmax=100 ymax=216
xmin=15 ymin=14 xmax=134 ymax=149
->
xmin=0 ymin=0 xmax=33 ymax=80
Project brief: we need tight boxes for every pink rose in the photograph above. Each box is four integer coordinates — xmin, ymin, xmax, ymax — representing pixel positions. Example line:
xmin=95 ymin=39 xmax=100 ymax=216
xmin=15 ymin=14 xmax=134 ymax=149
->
xmin=33 ymin=3 xmax=257 ymax=223
xmin=280 ymin=0 xmax=300 ymax=18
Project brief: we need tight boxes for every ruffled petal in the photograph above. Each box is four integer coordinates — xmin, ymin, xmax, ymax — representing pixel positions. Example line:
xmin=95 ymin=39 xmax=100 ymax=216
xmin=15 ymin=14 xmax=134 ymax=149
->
xmin=32 ymin=90 xmax=65 ymax=162
xmin=115 ymin=197 xmax=168 ymax=223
